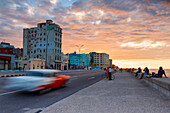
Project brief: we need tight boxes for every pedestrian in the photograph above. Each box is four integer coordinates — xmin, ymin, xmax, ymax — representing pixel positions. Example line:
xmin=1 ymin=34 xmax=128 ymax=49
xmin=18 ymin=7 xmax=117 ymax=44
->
xmin=157 ymin=67 xmax=167 ymax=78
xmin=132 ymin=68 xmax=135 ymax=73
xmin=108 ymin=67 xmax=112 ymax=80
xmin=106 ymin=67 xmax=109 ymax=78
xmin=151 ymin=67 xmax=168 ymax=78
xmin=140 ymin=67 xmax=150 ymax=79
xmin=135 ymin=67 xmax=141 ymax=77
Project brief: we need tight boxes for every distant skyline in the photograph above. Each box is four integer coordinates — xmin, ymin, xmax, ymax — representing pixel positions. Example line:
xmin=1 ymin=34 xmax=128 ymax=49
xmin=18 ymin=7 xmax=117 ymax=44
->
xmin=0 ymin=0 xmax=170 ymax=69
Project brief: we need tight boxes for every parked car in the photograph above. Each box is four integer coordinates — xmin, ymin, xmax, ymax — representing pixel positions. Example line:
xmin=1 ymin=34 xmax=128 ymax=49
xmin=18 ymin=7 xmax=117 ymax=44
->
xmin=5 ymin=69 xmax=70 ymax=94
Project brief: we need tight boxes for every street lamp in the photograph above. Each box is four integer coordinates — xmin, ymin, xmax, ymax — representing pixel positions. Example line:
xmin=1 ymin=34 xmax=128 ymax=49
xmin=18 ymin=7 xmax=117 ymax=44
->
xmin=75 ymin=45 xmax=84 ymax=69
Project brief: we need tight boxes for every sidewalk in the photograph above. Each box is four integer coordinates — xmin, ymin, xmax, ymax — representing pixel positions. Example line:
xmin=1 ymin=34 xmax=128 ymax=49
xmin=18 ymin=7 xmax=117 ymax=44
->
xmin=41 ymin=72 xmax=170 ymax=113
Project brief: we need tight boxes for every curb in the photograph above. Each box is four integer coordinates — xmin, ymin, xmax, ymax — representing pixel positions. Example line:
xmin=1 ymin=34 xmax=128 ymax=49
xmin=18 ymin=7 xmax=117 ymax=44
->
xmin=0 ymin=74 xmax=25 ymax=77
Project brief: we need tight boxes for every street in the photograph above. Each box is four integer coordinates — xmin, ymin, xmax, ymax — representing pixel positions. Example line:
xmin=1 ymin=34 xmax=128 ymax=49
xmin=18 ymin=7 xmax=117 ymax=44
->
xmin=0 ymin=70 xmax=105 ymax=113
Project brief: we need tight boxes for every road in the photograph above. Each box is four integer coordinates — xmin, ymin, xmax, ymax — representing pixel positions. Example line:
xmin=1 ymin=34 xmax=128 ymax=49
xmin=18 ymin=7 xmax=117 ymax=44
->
xmin=0 ymin=70 xmax=105 ymax=113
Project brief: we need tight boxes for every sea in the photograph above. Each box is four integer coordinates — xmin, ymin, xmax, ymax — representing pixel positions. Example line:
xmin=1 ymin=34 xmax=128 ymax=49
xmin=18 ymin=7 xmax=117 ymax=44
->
xmin=150 ymin=69 xmax=170 ymax=78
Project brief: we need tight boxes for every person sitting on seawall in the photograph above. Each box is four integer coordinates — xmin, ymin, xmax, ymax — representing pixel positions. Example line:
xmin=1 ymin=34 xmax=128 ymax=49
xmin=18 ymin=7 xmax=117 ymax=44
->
xmin=140 ymin=67 xmax=150 ymax=79
xmin=135 ymin=67 xmax=142 ymax=77
xmin=150 ymin=67 xmax=168 ymax=78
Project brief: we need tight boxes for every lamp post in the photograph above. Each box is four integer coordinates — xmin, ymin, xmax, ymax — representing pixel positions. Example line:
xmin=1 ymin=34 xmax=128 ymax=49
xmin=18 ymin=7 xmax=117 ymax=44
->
xmin=75 ymin=45 xmax=84 ymax=69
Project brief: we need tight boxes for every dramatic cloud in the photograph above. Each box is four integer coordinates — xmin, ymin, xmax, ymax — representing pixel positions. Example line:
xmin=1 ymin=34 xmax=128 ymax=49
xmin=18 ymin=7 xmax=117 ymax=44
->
xmin=0 ymin=0 xmax=170 ymax=68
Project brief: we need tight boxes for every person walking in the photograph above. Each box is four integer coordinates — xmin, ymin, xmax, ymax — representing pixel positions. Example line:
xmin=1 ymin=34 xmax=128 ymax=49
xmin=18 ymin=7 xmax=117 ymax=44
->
xmin=108 ymin=67 xmax=112 ymax=80
xmin=106 ymin=67 xmax=109 ymax=79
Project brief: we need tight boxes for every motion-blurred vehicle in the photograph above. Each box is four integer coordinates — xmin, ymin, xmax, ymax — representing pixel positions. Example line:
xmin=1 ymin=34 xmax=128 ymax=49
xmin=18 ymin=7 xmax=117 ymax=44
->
xmin=5 ymin=69 xmax=70 ymax=93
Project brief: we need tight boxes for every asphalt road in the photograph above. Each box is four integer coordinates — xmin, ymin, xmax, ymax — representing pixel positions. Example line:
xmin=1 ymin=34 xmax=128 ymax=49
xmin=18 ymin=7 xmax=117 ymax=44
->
xmin=0 ymin=70 xmax=105 ymax=113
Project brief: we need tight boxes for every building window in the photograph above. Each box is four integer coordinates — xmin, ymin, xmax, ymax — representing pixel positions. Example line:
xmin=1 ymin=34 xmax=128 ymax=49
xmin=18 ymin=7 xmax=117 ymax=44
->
xmin=40 ymin=50 xmax=42 ymax=53
xmin=44 ymin=33 xmax=46 ymax=36
xmin=44 ymin=49 xmax=45 ymax=52
xmin=44 ymin=38 xmax=46 ymax=41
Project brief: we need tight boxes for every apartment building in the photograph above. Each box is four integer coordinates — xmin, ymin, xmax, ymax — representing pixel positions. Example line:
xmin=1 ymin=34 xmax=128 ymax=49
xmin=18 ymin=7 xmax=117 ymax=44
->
xmin=90 ymin=52 xmax=109 ymax=69
xmin=0 ymin=42 xmax=15 ymax=70
xmin=23 ymin=20 xmax=62 ymax=69
xmin=69 ymin=52 xmax=90 ymax=69
xmin=109 ymin=59 xmax=112 ymax=67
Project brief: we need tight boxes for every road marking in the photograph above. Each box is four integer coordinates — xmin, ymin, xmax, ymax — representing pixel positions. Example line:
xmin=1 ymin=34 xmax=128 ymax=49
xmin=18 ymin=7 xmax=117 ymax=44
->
xmin=0 ymin=89 xmax=22 ymax=96
xmin=70 ymin=78 xmax=78 ymax=81
xmin=23 ymin=108 xmax=31 ymax=111
xmin=71 ymin=76 xmax=78 ymax=78
xmin=88 ymin=77 xmax=95 ymax=80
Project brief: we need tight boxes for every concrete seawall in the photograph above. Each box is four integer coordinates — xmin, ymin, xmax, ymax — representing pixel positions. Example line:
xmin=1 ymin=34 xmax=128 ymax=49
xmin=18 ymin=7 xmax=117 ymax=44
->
xmin=132 ymin=72 xmax=170 ymax=98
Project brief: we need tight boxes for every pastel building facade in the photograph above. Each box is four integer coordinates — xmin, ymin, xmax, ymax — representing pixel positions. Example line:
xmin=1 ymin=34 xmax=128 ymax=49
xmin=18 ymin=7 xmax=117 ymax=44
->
xmin=109 ymin=59 xmax=112 ymax=67
xmin=69 ymin=52 xmax=90 ymax=69
xmin=18 ymin=58 xmax=45 ymax=71
xmin=23 ymin=20 xmax=62 ymax=69
xmin=61 ymin=53 xmax=69 ymax=70
xmin=90 ymin=52 xmax=109 ymax=69
xmin=0 ymin=42 xmax=15 ymax=70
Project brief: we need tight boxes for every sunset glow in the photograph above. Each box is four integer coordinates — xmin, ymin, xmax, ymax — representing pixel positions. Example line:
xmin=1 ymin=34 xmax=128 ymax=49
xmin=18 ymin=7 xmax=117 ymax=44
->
xmin=0 ymin=0 xmax=170 ymax=69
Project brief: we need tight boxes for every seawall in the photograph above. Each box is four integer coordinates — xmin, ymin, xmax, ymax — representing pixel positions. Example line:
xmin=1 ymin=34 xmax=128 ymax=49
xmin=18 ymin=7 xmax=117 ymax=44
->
xmin=131 ymin=71 xmax=170 ymax=98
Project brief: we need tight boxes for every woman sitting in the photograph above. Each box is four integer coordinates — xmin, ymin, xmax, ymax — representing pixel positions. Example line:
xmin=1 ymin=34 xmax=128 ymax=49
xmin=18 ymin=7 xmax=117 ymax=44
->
xmin=151 ymin=67 xmax=168 ymax=78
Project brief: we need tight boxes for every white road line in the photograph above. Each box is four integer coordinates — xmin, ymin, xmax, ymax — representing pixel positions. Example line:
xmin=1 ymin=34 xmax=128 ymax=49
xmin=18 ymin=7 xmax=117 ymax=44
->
xmin=88 ymin=77 xmax=95 ymax=80
xmin=71 ymin=76 xmax=78 ymax=78
xmin=0 ymin=89 xmax=22 ymax=96
xmin=70 ymin=78 xmax=78 ymax=81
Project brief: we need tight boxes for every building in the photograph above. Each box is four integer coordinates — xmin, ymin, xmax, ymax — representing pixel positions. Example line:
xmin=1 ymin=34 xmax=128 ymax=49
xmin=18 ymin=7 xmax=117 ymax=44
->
xmin=90 ymin=52 xmax=109 ymax=69
xmin=23 ymin=20 xmax=62 ymax=70
xmin=61 ymin=53 xmax=69 ymax=70
xmin=17 ymin=58 xmax=45 ymax=71
xmin=0 ymin=42 xmax=15 ymax=70
xmin=69 ymin=52 xmax=90 ymax=69
xmin=13 ymin=48 xmax=23 ymax=59
xmin=109 ymin=59 xmax=112 ymax=67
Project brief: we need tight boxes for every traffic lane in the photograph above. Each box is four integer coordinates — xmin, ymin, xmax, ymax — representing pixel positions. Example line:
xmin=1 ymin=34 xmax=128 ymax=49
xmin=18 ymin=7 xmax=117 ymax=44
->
xmin=0 ymin=70 xmax=100 ymax=75
xmin=0 ymin=71 xmax=105 ymax=113
xmin=0 ymin=71 xmax=104 ymax=97
xmin=0 ymin=70 xmax=104 ymax=94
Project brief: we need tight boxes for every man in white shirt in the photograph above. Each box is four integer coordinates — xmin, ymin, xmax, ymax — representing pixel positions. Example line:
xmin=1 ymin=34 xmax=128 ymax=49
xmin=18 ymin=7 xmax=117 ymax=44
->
xmin=108 ymin=67 xmax=112 ymax=80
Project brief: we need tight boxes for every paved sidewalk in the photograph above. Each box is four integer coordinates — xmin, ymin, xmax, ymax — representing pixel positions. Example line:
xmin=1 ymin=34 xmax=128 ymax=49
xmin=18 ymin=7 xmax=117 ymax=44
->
xmin=41 ymin=72 xmax=170 ymax=113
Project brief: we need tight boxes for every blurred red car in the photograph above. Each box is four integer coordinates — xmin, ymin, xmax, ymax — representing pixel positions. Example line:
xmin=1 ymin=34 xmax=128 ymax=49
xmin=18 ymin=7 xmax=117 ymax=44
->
xmin=5 ymin=69 xmax=70 ymax=94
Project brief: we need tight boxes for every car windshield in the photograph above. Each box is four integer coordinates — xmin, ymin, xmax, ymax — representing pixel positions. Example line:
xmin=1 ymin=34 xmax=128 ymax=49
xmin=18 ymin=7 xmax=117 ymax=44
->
xmin=26 ymin=72 xmax=45 ymax=77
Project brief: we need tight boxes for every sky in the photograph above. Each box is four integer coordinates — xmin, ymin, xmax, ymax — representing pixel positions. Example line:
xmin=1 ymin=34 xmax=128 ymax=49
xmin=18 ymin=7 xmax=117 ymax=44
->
xmin=0 ymin=0 xmax=170 ymax=69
